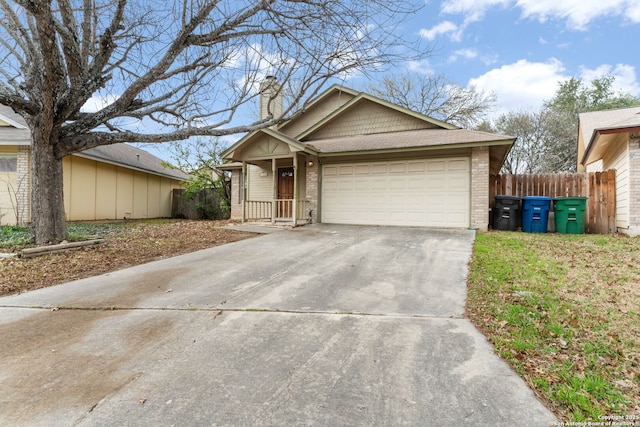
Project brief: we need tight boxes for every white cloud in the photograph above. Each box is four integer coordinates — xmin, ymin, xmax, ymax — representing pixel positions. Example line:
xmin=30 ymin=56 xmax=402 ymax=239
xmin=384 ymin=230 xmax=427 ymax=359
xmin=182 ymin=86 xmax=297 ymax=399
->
xmin=448 ymin=48 xmax=478 ymax=62
xmin=579 ymin=63 xmax=640 ymax=96
xmin=468 ymin=58 xmax=568 ymax=116
xmin=516 ymin=0 xmax=640 ymax=30
xmin=81 ymin=94 xmax=119 ymax=113
xmin=406 ymin=59 xmax=436 ymax=75
xmin=419 ymin=21 xmax=462 ymax=41
xmin=441 ymin=0 xmax=511 ymax=22
xmin=441 ymin=0 xmax=640 ymax=30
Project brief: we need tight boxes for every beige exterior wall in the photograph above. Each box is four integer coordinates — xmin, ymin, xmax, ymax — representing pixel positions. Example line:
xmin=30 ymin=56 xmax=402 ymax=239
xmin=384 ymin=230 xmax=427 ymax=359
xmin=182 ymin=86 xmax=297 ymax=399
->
xmin=598 ymin=135 xmax=629 ymax=231
xmin=63 ymin=155 xmax=183 ymax=222
xmin=305 ymin=100 xmax=433 ymax=140
xmin=279 ymin=91 xmax=356 ymax=138
xmin=0 ymin=148 xmax=17 ymax=225
xmin=471 ymin=146 xmax=490 ymax=231
xmin=247 ymin=164 xmax=273 ymax=201
xmin=0 ymin=146 xmax=30 ymax=225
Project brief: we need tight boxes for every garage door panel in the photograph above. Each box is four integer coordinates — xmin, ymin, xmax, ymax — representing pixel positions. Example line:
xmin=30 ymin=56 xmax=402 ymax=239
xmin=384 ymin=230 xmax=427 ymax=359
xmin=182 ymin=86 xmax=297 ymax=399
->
xmin=321 ymin=158 xmax=469 ymax=228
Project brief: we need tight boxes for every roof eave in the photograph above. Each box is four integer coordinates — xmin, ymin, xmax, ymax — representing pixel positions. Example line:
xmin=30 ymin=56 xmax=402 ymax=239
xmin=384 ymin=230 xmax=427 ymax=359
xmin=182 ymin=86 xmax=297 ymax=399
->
xmin=72 ymin=152 xmax=190 ymax=181
xmin=580 ymin=124 xmax=640 ymax=165
xmin=315 ymin=139 xmax=515 ymax=158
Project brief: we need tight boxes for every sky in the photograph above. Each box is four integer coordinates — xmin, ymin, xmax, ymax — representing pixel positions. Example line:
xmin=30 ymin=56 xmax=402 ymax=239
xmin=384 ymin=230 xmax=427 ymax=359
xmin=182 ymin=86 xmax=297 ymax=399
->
xmin=141 ymin=0 xmax=640 ymax=162
xmin=374 ymin=0 xmax=640 ymax=117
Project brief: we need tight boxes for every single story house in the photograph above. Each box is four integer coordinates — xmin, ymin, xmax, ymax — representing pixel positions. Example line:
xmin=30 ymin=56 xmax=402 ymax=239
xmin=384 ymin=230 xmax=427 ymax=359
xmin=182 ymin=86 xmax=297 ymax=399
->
xmin=220 ymin=82 xmax=515 ymax=231
xmin=0 ymin=105 xmax=189 ymax=226
xmin=577 ymin=106 xmax=640 ymax=235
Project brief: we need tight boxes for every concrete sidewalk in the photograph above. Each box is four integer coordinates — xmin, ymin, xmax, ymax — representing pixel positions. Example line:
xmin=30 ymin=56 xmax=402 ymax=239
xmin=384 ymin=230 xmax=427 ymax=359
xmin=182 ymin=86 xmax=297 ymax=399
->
xmin=0 ymin=225 xmax=558 ymax=426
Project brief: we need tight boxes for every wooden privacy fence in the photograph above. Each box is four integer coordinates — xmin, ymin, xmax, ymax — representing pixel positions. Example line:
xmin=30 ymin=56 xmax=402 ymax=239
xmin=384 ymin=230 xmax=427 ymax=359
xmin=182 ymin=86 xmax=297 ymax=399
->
xmin=489 ymin=170 xmax=616 ymax=234
xmin=171 ymin=188 xmax=229 ymax=220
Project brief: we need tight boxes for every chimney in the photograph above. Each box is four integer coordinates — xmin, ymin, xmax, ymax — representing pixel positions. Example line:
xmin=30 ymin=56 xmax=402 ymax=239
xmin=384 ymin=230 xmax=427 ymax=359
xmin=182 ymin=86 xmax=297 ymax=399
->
xmin=259 ymin=76 xmax=283 ymax=122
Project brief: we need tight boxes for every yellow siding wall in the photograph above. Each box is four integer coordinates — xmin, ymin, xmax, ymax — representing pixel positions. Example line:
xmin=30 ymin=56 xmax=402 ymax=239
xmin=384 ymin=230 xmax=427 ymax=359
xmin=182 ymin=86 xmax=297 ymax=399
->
xmin=63 ymin=156 xmax=183 ymax=221
xmin=0 ymin=148 xmax=17 ymax=225
xmin=96 ymin=164 xmax=117 ymax=218
xmin=133 ymin=171 xmax=148 ymax=218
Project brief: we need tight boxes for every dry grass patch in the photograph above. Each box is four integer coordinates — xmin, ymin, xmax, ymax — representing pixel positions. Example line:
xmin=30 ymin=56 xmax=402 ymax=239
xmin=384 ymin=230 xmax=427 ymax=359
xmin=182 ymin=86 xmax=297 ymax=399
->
xmin=0 ymin=219 xmax=257 ymax=296
xmin=467 ymin=231 xmax=640 ymax=422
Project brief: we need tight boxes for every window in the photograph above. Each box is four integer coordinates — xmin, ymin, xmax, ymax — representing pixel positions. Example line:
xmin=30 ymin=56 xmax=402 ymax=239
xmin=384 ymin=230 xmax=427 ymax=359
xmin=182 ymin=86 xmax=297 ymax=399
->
xmin=0 ymin=156 xmax=17 ymax=172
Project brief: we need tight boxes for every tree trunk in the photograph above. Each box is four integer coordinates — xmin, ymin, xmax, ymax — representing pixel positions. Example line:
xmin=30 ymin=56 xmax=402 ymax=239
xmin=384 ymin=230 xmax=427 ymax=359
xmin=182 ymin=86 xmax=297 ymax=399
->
xmin=30 ymin=126 xmax=67 ymax=244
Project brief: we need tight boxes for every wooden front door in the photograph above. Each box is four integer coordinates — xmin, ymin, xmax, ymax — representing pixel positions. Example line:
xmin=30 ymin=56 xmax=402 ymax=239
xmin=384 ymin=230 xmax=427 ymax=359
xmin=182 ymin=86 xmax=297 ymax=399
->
xmin=277 ymin=167 xmax=294 ymax=218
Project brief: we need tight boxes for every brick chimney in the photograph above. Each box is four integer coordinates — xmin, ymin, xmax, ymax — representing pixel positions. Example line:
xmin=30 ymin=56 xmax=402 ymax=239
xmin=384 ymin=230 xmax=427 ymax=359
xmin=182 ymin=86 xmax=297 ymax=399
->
xmin=259 ymin=76 xmax=283 ymax=121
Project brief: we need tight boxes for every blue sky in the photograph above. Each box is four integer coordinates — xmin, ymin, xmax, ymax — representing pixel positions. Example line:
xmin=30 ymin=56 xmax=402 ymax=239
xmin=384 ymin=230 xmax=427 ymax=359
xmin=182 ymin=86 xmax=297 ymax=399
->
xmin=143 ymin=1 xmax=640 ymax=162
xmin=375 ymin=0 xmax=640 ymax=117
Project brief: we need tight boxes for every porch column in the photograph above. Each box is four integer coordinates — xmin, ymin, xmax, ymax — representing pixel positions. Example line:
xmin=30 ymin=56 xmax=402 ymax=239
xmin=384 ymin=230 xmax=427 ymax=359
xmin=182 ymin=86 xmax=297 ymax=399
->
xmin=241 ymin=161 xmax=246 ymax=223
xmin=272 ymin=158 xmax=277 ymax=225
xmin=292 ymin=154 xmax=298 ymax=227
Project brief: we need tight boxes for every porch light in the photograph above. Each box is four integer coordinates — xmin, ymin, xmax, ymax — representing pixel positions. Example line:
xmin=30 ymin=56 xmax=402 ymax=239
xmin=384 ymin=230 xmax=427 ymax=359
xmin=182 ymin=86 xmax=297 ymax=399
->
xmin=307 ymin=160 xmax=314 ymax=167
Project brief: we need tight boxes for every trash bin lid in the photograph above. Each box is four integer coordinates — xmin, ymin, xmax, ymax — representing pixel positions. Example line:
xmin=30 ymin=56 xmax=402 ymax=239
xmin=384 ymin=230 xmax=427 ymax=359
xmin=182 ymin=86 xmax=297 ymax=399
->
xmin=553 ymin=196 xmax=588 ymax=200
xmin=495 ymin=195 xmax=521 ymax=201
xmin=523 ymin=196 xmax=552 ymax=201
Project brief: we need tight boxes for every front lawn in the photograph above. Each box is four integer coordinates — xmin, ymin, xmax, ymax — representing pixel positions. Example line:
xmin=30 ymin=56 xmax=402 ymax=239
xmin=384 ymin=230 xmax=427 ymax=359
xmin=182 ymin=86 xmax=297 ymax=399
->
xmin=467 ymin=231 xmax=640 ymax=422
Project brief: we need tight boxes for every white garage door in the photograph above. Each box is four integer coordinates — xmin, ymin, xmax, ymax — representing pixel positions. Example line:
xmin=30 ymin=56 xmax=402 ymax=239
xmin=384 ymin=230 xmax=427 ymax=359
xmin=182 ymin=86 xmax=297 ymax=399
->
xmin=321 ymin=158 xmax=470 ymax=228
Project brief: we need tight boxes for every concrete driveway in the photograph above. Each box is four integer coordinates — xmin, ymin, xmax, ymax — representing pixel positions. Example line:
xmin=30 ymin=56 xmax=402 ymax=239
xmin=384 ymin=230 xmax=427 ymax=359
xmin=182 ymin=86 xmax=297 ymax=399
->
xmin=0 ymin=225 xmax=557 ymax=426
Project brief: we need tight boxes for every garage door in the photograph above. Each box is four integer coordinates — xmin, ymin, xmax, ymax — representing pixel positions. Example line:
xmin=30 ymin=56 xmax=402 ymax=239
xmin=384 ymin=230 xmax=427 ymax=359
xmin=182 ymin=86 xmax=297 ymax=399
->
xmin=321 ymin=158 xmax=470 ymax=227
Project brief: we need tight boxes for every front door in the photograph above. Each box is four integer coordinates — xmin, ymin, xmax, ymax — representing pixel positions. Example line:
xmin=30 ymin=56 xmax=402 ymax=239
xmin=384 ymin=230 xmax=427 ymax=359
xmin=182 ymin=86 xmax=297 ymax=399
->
xmin=277 ymin=167 xmax=294 ymax=218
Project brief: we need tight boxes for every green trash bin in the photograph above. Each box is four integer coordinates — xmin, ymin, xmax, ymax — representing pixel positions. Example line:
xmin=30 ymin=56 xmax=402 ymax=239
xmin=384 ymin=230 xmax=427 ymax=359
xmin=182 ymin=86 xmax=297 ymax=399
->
xmin=554 ymin=197 xmax=588 ymax=234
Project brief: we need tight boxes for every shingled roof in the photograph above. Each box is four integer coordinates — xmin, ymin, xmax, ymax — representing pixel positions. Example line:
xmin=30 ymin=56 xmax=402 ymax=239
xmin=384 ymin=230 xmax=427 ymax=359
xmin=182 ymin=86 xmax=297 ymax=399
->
xmin=0 ymin=105 xmax=188 ymax=181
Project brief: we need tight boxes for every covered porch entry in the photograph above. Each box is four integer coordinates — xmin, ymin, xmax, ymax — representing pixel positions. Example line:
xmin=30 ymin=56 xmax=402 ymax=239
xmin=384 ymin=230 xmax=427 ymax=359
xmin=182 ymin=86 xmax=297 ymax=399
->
xmin=220 ymin=129 xmax=316 ymax=226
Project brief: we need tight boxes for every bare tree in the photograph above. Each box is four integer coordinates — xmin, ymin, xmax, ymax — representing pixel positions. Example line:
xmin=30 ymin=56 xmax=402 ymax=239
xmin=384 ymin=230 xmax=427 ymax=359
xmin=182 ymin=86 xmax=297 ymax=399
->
xmin=488 ymin=110 xmax=553 ymax=174
xmin=0 ymin=0 xmax=422 ymax=243
xmin=365 ymin=71 xmax=495 ymax=128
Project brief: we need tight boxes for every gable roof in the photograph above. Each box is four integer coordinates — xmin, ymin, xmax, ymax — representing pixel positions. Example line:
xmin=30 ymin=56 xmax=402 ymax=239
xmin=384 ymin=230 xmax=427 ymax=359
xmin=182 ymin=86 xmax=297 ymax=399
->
xmin=76 ymin=144 xmax=190 ymax=181
xmin=305 ymin=128 xmax=513 ymax=155
xmin=579 ymin=106 xmax=640 ymax=165
xmin=0 ymin=105 xmax=188 ymax=180
xmin=296 ymin=91 xmax=457 ymax=141
xmin=0 ymin=105 xmax=31 ymax=145
xmin=221 ymin=127 xmax=316 ymax=160
xmin=221 ymin=83 xmax=514 ymax=175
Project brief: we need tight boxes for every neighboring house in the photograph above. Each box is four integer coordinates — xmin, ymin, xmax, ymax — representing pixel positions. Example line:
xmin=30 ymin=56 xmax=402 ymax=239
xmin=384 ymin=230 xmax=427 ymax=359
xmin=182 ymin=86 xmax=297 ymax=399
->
xmin=0 ymin=105 xmax=189 ymax=226
xmin=220 ymin=82 xmax=515 ymax=231
xmin=577 ymin=106 xmax=640 ymax=235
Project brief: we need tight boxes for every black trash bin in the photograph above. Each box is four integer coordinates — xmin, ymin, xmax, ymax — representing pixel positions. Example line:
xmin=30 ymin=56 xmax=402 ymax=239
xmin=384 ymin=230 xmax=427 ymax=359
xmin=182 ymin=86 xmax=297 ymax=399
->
xmin=492 ymin=195 xmax=521 ymax=231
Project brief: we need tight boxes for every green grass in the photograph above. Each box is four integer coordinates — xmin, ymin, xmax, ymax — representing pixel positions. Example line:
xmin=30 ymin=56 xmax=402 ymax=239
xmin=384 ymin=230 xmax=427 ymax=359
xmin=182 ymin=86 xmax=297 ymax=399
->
xmin=467 ymin=231 xmax=640 ymax=422
xmin=0 ymin=219 xmax=173 ymax=251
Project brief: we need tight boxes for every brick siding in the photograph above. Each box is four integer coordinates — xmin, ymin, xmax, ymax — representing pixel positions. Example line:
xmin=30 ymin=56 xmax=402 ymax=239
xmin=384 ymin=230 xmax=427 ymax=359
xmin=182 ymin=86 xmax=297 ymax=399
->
xmin=16 ymin=145 xmax=30 ymax=225
xmin=471 ymin=146 xmax=490 ymax=231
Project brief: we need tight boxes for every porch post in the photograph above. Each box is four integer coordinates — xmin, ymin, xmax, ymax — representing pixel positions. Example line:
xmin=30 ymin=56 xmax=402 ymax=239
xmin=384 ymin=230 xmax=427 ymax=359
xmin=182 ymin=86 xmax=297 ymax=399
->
xmin=293 ymin=154 xmax=298 ymax=227
xmin=241 ymin=161 xmax=246 ymax=223
xmin=272 ymin=158 xmax=277 ymax=225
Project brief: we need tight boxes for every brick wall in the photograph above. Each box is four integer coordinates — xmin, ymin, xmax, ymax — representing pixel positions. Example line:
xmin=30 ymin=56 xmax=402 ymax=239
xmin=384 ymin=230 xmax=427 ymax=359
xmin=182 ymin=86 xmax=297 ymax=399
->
xmin=471 ymin=146 xmax=489 ymax=231
xmin=628 ymin=139 xmax=640 ymax=234
xmin=305 ymin=156 xmax=318 ymax=223
xmin=229 ymin=169 xmax=243 ymax=220
xmin=16 ymin=145 xmax=30 ymax=225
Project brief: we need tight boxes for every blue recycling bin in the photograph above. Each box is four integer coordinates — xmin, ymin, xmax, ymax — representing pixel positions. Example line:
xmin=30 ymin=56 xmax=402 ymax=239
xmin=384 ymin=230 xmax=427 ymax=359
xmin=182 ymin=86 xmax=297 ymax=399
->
xmin=521 ymin=196 xmax=552 ymax=233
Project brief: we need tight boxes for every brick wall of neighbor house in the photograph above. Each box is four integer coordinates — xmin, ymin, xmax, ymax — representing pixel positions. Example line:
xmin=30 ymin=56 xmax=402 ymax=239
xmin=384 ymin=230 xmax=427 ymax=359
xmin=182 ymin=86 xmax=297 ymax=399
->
xmin=627 ymin=138 xmax=640 ymax=235
xmin=16 ymin=145 xmax=30 ymax=225
xmin=306 ymin=157 xmax=318 ymax=223
xmin=230 ymin=169 xmax=243 ymax=220
xmin=471 ymin=146 xmax=490 ymax=231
